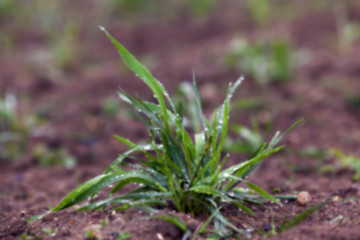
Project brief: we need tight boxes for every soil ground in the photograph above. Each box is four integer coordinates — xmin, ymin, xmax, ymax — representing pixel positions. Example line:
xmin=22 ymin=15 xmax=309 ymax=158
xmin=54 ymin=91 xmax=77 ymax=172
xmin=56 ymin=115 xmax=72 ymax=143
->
xmin=1 ymin=1 xmax=360 ymax=239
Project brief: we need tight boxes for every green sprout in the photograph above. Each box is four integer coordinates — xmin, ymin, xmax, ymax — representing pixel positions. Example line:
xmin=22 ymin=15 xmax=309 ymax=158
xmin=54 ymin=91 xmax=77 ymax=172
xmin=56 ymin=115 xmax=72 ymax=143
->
xmin=49 ymin=28 xmax=301 ymax=235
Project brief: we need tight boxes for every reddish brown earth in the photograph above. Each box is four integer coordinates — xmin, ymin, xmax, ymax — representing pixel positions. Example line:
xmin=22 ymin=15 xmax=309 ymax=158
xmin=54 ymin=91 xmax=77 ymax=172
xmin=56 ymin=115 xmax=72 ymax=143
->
xmin=1 ymin=1 xmax=360 ymax=239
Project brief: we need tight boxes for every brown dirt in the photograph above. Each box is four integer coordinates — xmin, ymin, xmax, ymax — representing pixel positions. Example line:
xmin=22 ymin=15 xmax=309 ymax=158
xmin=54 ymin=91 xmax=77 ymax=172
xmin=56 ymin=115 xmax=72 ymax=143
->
xmin=1 ymin=0 xmax=360 ymax=239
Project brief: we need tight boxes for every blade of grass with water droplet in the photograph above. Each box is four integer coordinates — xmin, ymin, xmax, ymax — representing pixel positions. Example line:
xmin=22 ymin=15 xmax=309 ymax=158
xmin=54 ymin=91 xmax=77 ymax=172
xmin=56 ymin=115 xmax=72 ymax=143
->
xmin=192 ymin=75 xmax=210 ymax=134
xmin=242 ymin=180 xmax=281 ymax=205
xmin=51 ymin=172 xmax=128 ymax=211
xmin=101 ymin=27 xmax=172 ymax=132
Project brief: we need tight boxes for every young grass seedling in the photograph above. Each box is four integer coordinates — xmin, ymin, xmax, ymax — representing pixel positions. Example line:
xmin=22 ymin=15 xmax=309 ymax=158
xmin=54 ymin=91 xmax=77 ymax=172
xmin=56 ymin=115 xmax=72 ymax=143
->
xmin=49 ymin=27 xmax=301 ymax=236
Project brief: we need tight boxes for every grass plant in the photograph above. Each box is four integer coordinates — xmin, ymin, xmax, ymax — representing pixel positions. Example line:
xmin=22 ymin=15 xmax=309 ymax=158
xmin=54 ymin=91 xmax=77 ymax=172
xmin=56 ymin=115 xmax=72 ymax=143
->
xmin=49 ymin=28 xmax=301 ymax=236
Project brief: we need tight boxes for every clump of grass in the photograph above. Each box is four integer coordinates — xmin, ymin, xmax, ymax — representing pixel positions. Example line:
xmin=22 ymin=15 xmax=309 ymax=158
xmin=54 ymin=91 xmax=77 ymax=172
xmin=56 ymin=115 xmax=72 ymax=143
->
xmin=49 ymin=28 xmax=300 ymax=235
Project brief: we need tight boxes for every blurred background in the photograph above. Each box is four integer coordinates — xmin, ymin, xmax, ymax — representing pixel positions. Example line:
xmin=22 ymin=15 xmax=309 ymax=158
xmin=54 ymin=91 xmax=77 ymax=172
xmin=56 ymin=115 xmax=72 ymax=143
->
xmin=1 ymin=0 xmax=360 ymax=168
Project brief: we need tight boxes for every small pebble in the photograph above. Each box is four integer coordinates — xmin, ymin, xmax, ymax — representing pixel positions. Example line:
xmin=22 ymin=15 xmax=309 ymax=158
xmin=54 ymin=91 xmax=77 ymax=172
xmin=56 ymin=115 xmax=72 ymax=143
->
xmin=297 ymin=191 xmax=311 ymax=206
xmin=110 ymin=232 xmax=119 ymax=238
xmin=263 ymin=222 xmax=271 ymax=232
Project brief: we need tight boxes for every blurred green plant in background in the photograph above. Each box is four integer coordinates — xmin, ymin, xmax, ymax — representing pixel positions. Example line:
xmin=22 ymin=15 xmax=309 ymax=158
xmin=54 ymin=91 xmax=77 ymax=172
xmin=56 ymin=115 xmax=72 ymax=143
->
xmin=225 ymin=120 xmax=265 ymax=155
xmin=330 ymin=148 xmax=360 ymax=181
xmin=299 ymin=146 xmax=360 ymax=181
xmin=245 ymin=0 xmax=270 ymax=25
xmin=332 ymin=1 xmax=360 ymax=52
xmin=33 ymin=144 xmax=76 ymax=169
xmin=188 ymin=0 xmax=216 ymax=17
xmin=0 ymin=92 xmax=33 ymax=161
xmin=224 ymin=37 xmax=292 ymax=86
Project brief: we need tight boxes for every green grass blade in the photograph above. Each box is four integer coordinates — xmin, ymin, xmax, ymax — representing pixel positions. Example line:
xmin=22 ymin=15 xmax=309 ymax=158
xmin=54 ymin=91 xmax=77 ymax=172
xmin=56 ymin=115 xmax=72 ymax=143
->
xmin=154 ymin=214 xmax=188 ymax=232
xmin=118 ymin=92 xmax=162 ymax=126
xmin=192 ymin=75 xmax=210 ymax=133
xmin=180 ymin=130 xmax=195 ymax=166
xmin=240 ymin=143 xmax=268 ymax=180
xmin=114 ymin=135 xmax=158 ymax=162
xmin=164 ymin=134 xmax=190 ymax=181
xmin=242 ymin=180 xmax=281 ymax=205
xmin=197 ymin=207 xmax=221 ymax=234
xmin=77 ymin=198 xmax=114 ymax=211
xmin=110 ymin=171 xmax=167 ymax=193
xmin=268 ymin=118 xmax=303 ymax=150
xmin=222 ymin=146 xmax=282 ymax=180
xmin=211 ymin=112 xmax=218 ymax=157
xmin=188 ymin=185 xmax=224 ymax=197
xmin=105 ymin=151 xmax=133 ymax=173
xmin=231 ymin=201 xmax=255 ymax=216
xmin=100 ymin=27 xmax=172 ymax=131
xmin=51 ymin=172 xmax=128 ymax=211
xmin=210 ymin=92 xmax=230 ymax=174
xmin=205 ymin=200 xmax=243 ymax=234
xmin=223 ymin=146 xmax=284 ymax=190
xmin=115 ymin=199 xmax=167 ymax=211
xmin=278 ymin=199 xmax=330 ymax=233
xmin=198 ymin=154 xmax=229 ymax=186
xmin=190 ymin=135 xmax=213 ymax=186
xmin=211 ymin=77 xmax=243 ymax=174
xmin=27 ymin=212 xmax=49 ymax=222
xmin=115 ymin=191 xmax=172 ymax=200
xmin=195 ymin=131 xmax=206 ymax=161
